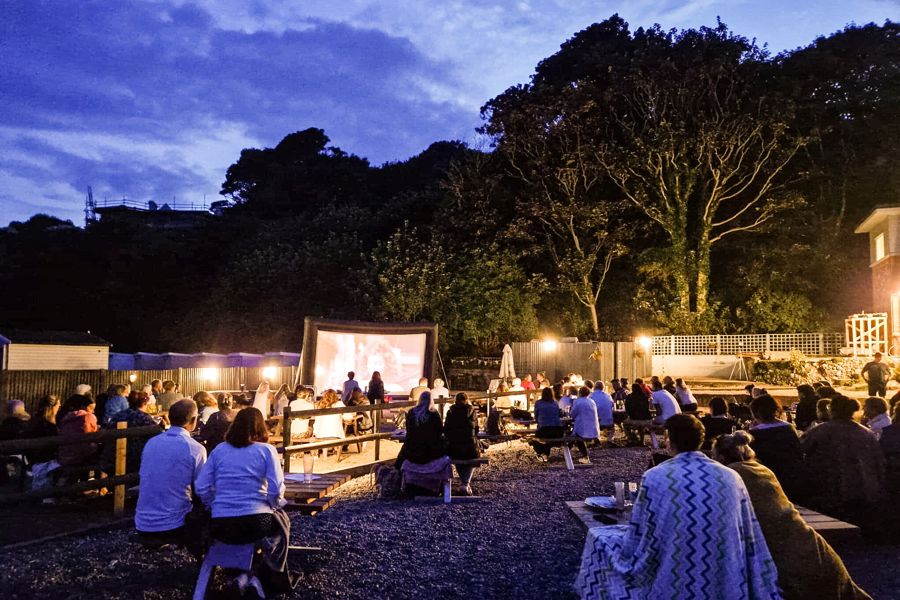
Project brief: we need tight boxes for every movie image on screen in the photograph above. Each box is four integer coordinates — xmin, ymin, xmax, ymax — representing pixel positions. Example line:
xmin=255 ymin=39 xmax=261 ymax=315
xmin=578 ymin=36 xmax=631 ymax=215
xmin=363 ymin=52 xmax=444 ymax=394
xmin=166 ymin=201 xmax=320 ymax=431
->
xmin=313 ymin=330 xmax=427 ymax=394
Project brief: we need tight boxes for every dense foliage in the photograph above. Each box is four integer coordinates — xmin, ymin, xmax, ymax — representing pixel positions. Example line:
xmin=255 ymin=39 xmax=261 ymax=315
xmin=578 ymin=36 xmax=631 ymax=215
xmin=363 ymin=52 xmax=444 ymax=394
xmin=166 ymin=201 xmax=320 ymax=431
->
xmin=1 ymin=16 xmax=897 ymax=353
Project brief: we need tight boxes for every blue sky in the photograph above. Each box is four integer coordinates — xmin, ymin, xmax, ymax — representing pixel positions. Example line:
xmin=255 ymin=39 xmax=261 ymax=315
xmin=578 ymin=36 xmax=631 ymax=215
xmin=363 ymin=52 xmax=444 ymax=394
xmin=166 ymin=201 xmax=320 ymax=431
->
xmin=1 ymin=0 xmax=897 ymax=225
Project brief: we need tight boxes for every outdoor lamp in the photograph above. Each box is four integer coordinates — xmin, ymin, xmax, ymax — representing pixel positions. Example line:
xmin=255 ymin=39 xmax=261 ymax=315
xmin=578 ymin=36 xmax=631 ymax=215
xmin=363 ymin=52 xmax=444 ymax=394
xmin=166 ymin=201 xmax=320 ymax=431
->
xmin=541 ymin=339 xmax=558 ymax=352
xmin=128 ymin=373 xmax=137 ymax=383
xmin=636 ymin=336 xmax=653 ymax=351
xmin=262 ymin=365 xmax=278 ymax=379
xmin=201 ymin=367 xmax=217 ymax=382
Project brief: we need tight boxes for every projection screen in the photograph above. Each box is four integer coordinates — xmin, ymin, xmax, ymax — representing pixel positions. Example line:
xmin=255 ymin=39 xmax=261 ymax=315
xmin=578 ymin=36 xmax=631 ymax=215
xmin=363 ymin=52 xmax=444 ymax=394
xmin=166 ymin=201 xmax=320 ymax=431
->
xmin=300 ymin=318 xmax=438 ymax=395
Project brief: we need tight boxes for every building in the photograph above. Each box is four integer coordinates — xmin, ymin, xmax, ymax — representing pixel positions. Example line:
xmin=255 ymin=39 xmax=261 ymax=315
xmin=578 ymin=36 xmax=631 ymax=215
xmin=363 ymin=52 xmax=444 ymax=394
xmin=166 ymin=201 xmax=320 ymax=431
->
xmin=0 ymin=330 xmax=111 ymax=370
xmin=855 ymin=206 xmax=900 ymax=351
xmin=88 ymin=198 xmax=215 ymax=230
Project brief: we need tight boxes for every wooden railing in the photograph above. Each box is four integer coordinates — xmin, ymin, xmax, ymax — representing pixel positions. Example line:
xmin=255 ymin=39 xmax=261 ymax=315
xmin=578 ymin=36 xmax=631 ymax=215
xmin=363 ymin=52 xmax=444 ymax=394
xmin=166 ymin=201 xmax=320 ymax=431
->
xmin=0 ymin=424 xmax=162 ymax=513
xmin=279 ymin=388 xmax=541 ymax=471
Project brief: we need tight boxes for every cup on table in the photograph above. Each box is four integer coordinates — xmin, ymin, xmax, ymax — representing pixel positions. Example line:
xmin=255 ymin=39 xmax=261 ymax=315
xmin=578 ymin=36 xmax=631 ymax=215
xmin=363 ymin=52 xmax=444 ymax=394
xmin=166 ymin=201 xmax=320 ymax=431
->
xmin=627 ymin=481 xmax=638 ymax=506
xmin=614 ymin=481 xmax=626 ymax=510
xmin=302 ymin=452 xmax=315 ymax=483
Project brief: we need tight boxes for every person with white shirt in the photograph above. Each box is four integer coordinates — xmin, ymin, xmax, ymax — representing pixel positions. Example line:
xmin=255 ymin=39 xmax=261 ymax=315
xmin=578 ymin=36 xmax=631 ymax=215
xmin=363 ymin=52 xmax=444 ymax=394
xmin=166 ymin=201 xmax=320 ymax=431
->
xmin=674 ymin=378 xmax=699 ymax=413
xmin=651 ymin=380 xmax=682 ymax=426
xmin=430 ymin=378 xmax=450 ymax=400
xmin=508 ymin=377 xmax=527 ymax=410
xmin=311 ymin=389 xmax=352 ymax=440
xmin=571 ymin=386 xmax=601 ymax=464
xmin=135 ymin=399 xmax=208 ymax=558
xmin=195 ymin=407 xmax=292 ymax=594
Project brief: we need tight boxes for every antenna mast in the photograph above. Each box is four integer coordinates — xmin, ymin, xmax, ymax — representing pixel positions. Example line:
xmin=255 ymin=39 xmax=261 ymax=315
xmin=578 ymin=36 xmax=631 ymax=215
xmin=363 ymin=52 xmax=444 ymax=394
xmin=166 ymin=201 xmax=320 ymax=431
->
xmin=84 ymin=185 xmax=96 ymax=226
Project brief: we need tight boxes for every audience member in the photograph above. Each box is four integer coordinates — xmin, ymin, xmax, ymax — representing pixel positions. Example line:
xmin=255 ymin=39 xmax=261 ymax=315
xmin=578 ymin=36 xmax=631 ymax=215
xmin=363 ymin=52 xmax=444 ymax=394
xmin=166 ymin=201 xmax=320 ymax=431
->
xmin=661 ymin=375 xmax=677 ymax=396
xmin=157 ymin=380 xmax=180 ymax=412
xmin=196 ymin=407 xmax=292 ymax=594
xmin=149 ymin=379 xmax=163 ymax=401
xmin=575 ymin=414 xmax=779 ymax=599
xmin=409 ymin=377 xmax=429 ymax=403
xmin=93 ymin=384 xmax=115 ymax=424
xmin=748 ymin=394 xmax=806 ymax=501
xmin=57 ymin=394 xmax=99 ymax=467
xmin=367 ymin=371 xmax=385 ymax=404
xmin=806 ymin=398 xmax=832 ymax=430
xmin=273 ymin=384 xmax=291 ymax=417
xmin=862 ymin=396 xmax=891 ymax=440
xmin=444 ymin=392 xmax=480 ymax=495
xmin=793 ymin=384 xmax=819 ymax=431
xmin=802 ymin=395 xmax=885 ymax=527
xmin=430 ymin=378 xmax=450 ymax=400
xmin=700 ymin=396 xmax=737 ymax=449
xmin=104 ymin=390 xmax=160 ymax=472
xmin=288 ymin=387 xmax=315 ymax=439
xmin=0 ymin=399 xmax=30 ymax=441
xmin=311 ymin=389 xmax=351 ymax=441
xmin=650 ymin=379 xmax=681 ymax=426
xmin=197 ymin=393 xmax=238 ymax=451
xmin=396 ymin=391 xmax=446 ymax=469
xmin=713 ymin=431 xmax=871 ymax=600
xmin=534 ymin=372 xmax=549 ymax=389
xmin=673 ymin=378 xmax=698 ymax=413
xmin=140 ymin=384 xmax=157 ymax=412
xmin=589 ymin=381 xmax=614 ymax=428
xmin=342 ymin=371 xmax=360 ymax=403
xmin=194 ymin=391 xmax=218 ymax=425
xmin=530 ymin=387 xmax=564 ymax=460
xmin=74 ymin=383 xmax=92 ymax=397
xmin=521 ymin=374 xmax=536 ymax=391
xmin=23 ymin=395 xmax=60 ymax=464
xmin=571 ymin=386 xmax=600 ymax=464
xmin=558 ymin=383 xmax=576 ymax=413
xmin=879 ymin=402 xmax=900 ymax=494
xmin=102 ymin=384 xmax=129 ymax=424
xmin=624 ymin=383 xmax=653 ymax=445
xmin=508 ymin=378 xmax=527 ymax=410
xmin=252 ymin=381 xmax=271 ymax=417
xmin=135 ymin=399 xmax=208 ymax=559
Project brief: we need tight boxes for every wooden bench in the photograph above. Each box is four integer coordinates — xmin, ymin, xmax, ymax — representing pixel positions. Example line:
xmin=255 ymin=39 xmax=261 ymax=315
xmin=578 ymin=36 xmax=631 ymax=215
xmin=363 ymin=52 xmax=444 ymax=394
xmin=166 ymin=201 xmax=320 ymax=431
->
xmin=534 ymin=437 xmax=595 ymax=471
xmin=413 ymin=458 xmax=490 ymax=504
xmin=283 ymin=473 xmax=351 ymax=516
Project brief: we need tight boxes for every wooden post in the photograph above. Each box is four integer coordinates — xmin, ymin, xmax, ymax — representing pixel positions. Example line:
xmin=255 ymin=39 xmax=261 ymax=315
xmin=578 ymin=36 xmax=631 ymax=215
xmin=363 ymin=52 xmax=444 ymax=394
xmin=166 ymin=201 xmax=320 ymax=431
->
xmin=113 ymin=422 xmax=127 ymax=516
xmin=374 ymin=403 xmax=381 ymax=461
xmin=283 ymin=406 xmax=293 ymax=474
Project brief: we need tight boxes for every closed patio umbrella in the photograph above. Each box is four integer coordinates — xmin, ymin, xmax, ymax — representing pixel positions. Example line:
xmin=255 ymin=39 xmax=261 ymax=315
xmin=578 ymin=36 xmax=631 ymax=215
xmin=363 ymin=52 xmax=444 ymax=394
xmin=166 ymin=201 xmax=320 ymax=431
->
xmin=499 ymin=344 xmax=516 ymax=381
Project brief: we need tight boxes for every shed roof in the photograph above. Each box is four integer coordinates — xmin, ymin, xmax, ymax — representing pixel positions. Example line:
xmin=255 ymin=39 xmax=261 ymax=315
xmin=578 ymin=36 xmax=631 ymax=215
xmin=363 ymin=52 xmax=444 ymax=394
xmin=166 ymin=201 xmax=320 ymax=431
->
xmin=0 ymin=329 xmax=111 ymax=347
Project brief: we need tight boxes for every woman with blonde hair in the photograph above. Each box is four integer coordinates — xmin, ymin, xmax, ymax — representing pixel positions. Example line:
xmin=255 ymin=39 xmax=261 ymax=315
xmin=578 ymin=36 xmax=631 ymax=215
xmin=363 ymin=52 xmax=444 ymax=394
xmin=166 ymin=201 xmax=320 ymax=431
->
xmin=311 ymin=389 xmax=351 ymax=440
xmin=713 ymin=431 xmax=870 ymax=600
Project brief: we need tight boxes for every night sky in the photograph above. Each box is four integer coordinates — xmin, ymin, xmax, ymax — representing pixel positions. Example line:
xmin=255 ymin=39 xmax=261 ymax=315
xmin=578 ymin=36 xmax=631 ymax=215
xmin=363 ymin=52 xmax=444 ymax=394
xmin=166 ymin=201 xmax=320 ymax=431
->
xmin=2 ymin=0 xmax=897 ymax=225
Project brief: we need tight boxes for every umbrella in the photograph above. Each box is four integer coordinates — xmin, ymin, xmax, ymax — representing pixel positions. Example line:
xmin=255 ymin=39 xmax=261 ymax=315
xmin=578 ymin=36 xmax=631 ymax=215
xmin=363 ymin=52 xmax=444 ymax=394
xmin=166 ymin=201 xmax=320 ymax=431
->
xmin=499 ymin=344 xmax=516 ymax=380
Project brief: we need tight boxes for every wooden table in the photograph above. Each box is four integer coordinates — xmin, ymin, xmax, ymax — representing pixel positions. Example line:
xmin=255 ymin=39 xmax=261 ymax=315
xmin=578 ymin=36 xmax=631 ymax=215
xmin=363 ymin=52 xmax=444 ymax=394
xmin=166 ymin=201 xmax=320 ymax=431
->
xmin=566 ymin=500 xmax=631 ymax=528
xmin=283 ymin=473 xmax=351 ymax=516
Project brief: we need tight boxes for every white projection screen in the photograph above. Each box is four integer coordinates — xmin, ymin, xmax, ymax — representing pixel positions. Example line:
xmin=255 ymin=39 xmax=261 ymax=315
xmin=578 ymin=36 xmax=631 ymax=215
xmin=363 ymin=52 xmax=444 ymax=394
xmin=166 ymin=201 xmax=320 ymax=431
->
xmin=300 ymin=318 xmax=438 ymax=395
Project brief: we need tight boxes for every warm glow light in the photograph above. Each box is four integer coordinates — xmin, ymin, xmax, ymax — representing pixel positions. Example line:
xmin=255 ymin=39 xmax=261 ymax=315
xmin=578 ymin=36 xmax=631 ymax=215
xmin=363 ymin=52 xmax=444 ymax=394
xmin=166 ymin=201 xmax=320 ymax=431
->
xmin=128 ymin=373 xmax=137 ymax=383
xmin=201 ymin=367 xmax=217 ymax=381
xmin=314 ymin=365 xmax=325 ymax=376
xmin=636 ymin=336 xmax=653 ymax=351
xmin=262 ymin=366 xmax=278 ymax=380
xmin=541 ymin=339 xmax=558 ymax=352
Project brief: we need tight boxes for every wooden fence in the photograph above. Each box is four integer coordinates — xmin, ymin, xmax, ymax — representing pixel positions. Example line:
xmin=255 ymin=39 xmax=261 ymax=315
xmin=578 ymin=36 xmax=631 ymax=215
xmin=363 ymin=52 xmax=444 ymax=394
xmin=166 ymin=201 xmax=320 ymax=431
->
xmin=0 ymin=366 xmax=298 ymax=414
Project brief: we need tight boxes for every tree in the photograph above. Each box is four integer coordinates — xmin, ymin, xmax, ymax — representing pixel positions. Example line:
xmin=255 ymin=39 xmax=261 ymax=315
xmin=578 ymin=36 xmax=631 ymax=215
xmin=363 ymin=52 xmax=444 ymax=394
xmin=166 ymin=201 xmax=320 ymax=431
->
xmin=483 ymin=16 xmax=806 ymax=332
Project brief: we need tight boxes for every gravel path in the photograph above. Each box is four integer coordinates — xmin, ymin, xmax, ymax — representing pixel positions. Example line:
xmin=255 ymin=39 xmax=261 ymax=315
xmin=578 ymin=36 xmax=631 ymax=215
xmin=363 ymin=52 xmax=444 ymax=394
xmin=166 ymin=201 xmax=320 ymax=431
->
xmin=1 ymin=441 xmax=895 ymax=599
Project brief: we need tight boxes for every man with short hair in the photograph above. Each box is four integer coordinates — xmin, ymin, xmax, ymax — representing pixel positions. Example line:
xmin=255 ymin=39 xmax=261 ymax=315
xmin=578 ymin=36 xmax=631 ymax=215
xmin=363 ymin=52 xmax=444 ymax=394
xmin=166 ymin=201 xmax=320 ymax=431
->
xmin=135 ymin=399 xmax=208 ymax=558
xmin=589 ymin=381 xmax=615 ymax=428
xmin=651 ymin=379 xmax=681 ymax=426
xmin=150 ymin=379 xmax=163 ymax=401
xmin=104 ymin=384 xmax=129 ymax=424
xmin=571 ymin=386 xmax=601 ymax=464
xmin=342 ymin=371 xmax=360 ymax=403
xmin=157 ymin=380 xmax=180 ymax=411
xmin=861 ymin=352 xmax=892 ymax=398
xmin=409 ymin=377 xmax=429 ymax=402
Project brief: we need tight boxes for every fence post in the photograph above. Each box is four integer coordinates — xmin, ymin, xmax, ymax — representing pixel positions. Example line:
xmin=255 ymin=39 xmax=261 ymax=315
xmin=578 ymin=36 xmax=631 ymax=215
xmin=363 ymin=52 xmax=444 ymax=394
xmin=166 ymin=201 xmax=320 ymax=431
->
xmin=283 ymin=406 xmax=293 ymax=473
xmin=670 ymin=336 xmax=675 ymax=355
xmin=818 ymin=333 xmax=824 ymax=356
xmin=716 ymin=334 xmax=721 ymax=356
xmin=374 ymin=403 xmax=381 ymax=461
xmin=113 ymin=422 xmax=127 ymax=516
xmin=765 ymin=334 xmax=771 ymax=354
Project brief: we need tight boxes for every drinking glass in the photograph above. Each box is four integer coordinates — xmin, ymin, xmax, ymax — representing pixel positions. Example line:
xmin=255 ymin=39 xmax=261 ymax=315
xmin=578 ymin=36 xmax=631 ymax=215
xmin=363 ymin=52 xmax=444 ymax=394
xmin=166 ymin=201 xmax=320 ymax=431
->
xmin=614 ymin=481 xmax=626 ymax=510
xmin=302 ymin=453 xmax=315 ymax=483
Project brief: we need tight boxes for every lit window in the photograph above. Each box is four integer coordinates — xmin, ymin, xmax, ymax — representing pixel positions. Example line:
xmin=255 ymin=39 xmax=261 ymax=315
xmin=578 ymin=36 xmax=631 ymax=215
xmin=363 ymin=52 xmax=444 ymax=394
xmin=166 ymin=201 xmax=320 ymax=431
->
xmin=875 ymin=233 xmax=886 ymax=261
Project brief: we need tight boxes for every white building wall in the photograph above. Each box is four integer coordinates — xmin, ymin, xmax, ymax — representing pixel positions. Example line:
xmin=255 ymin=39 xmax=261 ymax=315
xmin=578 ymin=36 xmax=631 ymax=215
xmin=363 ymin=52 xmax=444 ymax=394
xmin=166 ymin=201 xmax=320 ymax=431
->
xmin=652 ymin=355 xmax=748 ymax=379
xmin=5 ymin=344 xmax=109 ymax=370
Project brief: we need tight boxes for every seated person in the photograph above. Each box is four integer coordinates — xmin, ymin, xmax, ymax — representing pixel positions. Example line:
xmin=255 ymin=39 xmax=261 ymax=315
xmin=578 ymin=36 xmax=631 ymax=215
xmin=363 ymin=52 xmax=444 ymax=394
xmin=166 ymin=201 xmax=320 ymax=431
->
xmin=311 ymin=389 xmax=352 ymax=444
xmin=530 ymin=387 xmax=563 ymax=460
xmin=558 ymin=384 xmax=576 ymax=414
xmin=288 ymin=387 xmax=315 ymax=439
xmin=57 ymin=395 xmax=100 ymax=467
xmin=624 ymin=383 xmax=653 ymax=445
xmin=104 ymin=390 xmax=161 ymax=473
xmin=196 ymin=407 xmax=292 ymax=594
xmin=650 ymin=380 xmax=681 ymax=426
xmin=395 ymin=392 xmax=450 ymax=495
xmin=570 ymin=386 xmax=600 ymax=464
xmin=700 ymin=396 xmax=737 ymax=449
xmin=196 ymin=393 xmax=238 ymax=452
xmin=806 ymin=398 xmax=832 ymax=431
xmin=589 ymin=381 xmax=615 ymax=434
xmin=862 ymin=396 xmax=891 ymax=440
xmin=23 ymin=395 xmax=60 ymax=464
xmin=673 ymin=378 xmax=698 ymax=413
xmin=713 ymin=431 xmax=871 ymax=600
xmin=135 ymin=399 xmax=208 ymax=559
xmin=430 ymin=378 xmax=450 ymax=400
xmin=802 ymin=395 xmax=884 ymax=527
xmin=346 ymin=389 xmax=373 ymax=433
xmin=444 ymin=392 xmax=480 ymax=495
xmin=409 ymin=378 xmax=429 ymax=403
xmin=0 ymin=399 xmax=31 ymax=441
xmin=793 ymin=384 xmax=819 ymax=431
xmin=194 ymin=391 xmax=219 ymax=426
xmin=103 ymin=384 xmax=129 ymax=425
xmin=879 ymin=402 xmax=900 ymax=493
xmin=575 ymin=415 xmax=779 ymax=599
xmin=748 ymin=394 xmax=806 ymax=502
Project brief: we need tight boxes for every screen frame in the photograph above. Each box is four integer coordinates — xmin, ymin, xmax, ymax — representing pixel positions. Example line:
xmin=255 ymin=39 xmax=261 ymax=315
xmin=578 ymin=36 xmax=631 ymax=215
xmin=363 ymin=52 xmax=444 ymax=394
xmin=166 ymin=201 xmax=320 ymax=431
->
xmin=299 ymin=317 xmax=439 ymax=388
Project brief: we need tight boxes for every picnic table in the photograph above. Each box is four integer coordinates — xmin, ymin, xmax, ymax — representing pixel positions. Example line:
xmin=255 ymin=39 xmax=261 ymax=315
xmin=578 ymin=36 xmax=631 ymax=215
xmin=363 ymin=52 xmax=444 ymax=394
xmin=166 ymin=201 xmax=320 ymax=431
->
xmin=283 ymin=473 xmax=351 ymax=516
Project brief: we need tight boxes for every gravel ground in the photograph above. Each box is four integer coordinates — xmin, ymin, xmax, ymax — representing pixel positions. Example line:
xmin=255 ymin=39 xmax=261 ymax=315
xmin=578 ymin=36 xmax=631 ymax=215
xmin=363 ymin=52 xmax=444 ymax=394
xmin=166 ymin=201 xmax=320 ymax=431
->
xmin=1 ymin=441 xmax=896 ymax=599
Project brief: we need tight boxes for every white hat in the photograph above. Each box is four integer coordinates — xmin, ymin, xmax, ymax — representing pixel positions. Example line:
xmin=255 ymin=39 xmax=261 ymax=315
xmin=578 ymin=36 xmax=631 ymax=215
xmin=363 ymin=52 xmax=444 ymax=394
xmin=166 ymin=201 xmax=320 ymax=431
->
xmin=75 ymin=383 xmax=92 ymax=396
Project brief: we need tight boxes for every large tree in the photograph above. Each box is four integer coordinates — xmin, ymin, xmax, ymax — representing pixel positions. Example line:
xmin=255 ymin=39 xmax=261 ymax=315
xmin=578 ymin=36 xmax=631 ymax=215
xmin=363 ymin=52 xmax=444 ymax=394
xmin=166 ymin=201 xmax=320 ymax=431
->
xmin=484 ymin=16 xmax=806 ymax=332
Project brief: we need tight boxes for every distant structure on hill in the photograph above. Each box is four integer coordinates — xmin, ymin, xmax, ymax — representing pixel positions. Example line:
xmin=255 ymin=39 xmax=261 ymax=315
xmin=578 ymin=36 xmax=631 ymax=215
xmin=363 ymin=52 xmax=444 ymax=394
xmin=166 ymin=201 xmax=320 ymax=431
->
xmin=84 ymin=186 xmax=230 ymax=229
